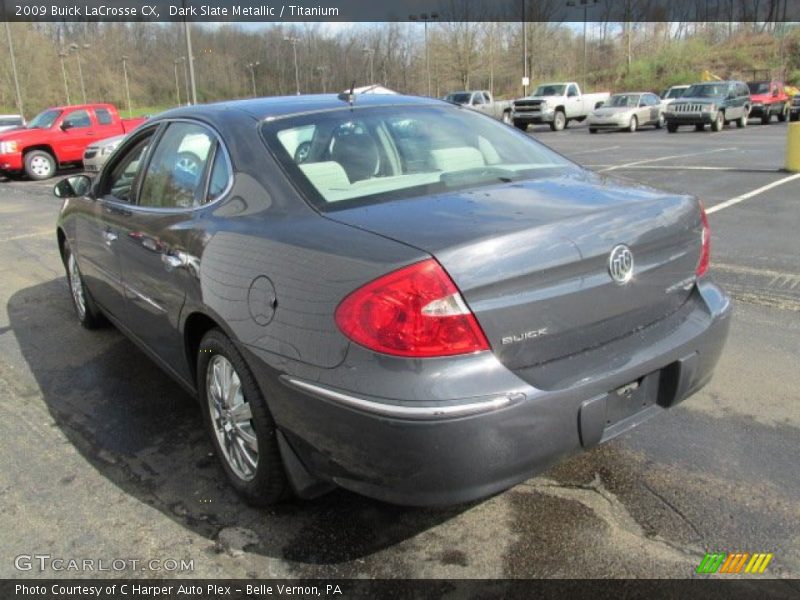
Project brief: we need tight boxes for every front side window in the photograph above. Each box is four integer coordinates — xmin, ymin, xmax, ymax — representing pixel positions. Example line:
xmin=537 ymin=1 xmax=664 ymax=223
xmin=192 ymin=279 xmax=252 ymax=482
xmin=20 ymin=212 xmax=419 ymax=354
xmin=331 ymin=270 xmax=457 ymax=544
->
xmin=63 ymin=110 xmax=91 ymax=129
xmin=139 ymin=123 xmax=214 ymax=209
xmin=263 ymin=105 xmax=574 ymax=211
xmin=101 ymin=131 xmax=155 ymax=203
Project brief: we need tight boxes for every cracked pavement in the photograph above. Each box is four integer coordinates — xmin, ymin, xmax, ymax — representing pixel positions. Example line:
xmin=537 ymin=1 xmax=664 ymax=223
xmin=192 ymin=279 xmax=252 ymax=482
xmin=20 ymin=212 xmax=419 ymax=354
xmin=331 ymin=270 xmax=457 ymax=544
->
xmin=0 ymin=121 xmax=798 ymax=580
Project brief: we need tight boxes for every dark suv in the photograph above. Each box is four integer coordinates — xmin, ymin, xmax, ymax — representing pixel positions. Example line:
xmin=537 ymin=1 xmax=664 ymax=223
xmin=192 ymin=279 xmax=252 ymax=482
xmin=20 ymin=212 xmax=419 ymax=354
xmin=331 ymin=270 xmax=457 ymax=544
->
xmin=791 ymin=94 xmax=800 ymax=122
xmin=665 ymin=81 xmax=751 ymax=132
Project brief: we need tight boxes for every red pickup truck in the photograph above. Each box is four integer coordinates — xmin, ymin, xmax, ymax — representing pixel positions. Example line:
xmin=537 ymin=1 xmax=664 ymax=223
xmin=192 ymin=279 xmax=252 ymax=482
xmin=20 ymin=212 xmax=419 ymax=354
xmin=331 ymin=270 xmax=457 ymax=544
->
xmin=0 ymin=103 xmax=146 ymax=180
xmin=747 ymin=80 xmax=790 ymax=124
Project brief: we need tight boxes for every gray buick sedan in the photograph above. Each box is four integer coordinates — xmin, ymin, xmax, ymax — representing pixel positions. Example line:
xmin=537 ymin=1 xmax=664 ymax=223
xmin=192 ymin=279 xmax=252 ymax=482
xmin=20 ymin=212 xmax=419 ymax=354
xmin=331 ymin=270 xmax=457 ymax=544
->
xmin=54 ymin=94 xmax=731 ymax=506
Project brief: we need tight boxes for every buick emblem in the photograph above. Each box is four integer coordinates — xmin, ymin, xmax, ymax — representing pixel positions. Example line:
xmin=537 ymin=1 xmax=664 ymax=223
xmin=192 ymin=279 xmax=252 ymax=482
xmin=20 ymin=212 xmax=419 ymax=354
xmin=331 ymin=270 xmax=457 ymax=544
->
xmin=608 ymin=244 xmax=634 ymax=284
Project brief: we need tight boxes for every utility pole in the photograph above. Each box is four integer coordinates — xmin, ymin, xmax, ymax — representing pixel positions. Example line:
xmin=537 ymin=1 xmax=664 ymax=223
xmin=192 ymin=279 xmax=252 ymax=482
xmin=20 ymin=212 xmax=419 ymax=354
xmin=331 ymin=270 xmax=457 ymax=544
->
xmin=58 ymin=51 xmax=71 ymax=105
xmin=566 ymin=0 xmax=598 ymax=91
xmin=121 ymin=55 xmax=132 ymax=118
xmin=522 ymin=0 xmax=528 ymax=97
xmin=4 ymin=22 xmax=24 ymax=118
xmin=316 ymin=65 xmax=329 ymax=93
xmin=284 ymin=36 xmax=301 ymax=94
xmin=247 ymin=61 xmax=260 ymax=97
xmin=173 ymin=59 xmax=182 ymax=106
xmin=69 ymin=43 xmax=90 ymax=104
xmin=184 ymin=19 xmax=198 ymax=104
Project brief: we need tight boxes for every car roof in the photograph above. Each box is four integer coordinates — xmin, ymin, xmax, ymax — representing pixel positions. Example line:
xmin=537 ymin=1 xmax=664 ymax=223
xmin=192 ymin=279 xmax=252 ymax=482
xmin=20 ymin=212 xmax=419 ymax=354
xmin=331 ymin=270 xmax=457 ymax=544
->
xmin=153 ymin=94 xmax=445 ymax=123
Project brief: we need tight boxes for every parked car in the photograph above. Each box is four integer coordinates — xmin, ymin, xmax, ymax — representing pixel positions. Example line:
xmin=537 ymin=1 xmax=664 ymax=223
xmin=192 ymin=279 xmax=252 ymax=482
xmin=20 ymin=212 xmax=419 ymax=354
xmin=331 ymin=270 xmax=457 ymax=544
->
xmin=444 ymin=90 xmax=513 ymax=124
xmin=53 ymin=94 xmax=730 ymax=507
xmin=665 ymin=81 xmax=751 ymax=132
xmin=588 ymin=92 xmax=665 ymax=133
xmin=512 ymin=82 xmax=610 ymax=131
xmin=83 ymin=134 xmax=126 ymax=173
xmin=790 ymin=93 xmax=800 ymax=122
xmin=747 ymin=80 xmax=790 ymax=124
xmin=660 ymin=85 xmax=689 ymax=105
xmin=0 ymin=104 xmax=146 ymax=180
xmin=0 ymin=114 xmax=25 ymax=133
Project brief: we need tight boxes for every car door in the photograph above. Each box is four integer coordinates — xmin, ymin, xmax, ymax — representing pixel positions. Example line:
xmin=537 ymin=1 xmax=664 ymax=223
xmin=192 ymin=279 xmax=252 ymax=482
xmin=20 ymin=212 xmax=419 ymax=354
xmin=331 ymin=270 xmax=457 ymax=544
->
xmin=78 ymin=126 xmax=159 ymax=321
xmin=56 ymin=109 xmax=97 ymax=162
xmin=565 ymin=84 xmax=581 ymax=118
xmin=117 ymin=120 xmax=229 ymax=379
xmin=644 ymin=94 xmax=660 ymax=124
xmin=471 ymin=92 xmax=488 ymax=115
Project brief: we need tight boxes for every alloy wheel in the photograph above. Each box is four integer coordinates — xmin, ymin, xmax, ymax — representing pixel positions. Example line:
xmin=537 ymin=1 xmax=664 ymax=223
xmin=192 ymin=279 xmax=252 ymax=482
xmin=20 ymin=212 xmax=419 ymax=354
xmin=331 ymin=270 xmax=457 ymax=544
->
xmin=206 ymin=355 xmax=259 ymax=481
xmin=68 ymin=252 xmax=86 ymax=321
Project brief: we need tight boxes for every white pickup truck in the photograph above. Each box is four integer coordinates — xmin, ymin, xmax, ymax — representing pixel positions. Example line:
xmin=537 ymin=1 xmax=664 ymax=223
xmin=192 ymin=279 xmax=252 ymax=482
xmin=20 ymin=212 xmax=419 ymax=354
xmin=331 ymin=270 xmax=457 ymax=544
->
xmin=444 ymin=90 xmax=513 ymax=124
xmin=512 ymin=82 xmax=610 ymax=131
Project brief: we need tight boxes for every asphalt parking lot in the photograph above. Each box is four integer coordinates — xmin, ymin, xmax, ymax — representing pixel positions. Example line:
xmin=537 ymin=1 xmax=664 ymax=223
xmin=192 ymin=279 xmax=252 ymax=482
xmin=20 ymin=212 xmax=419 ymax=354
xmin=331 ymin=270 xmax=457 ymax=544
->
xmin=0 ymin=118 xmax=798 ymax=580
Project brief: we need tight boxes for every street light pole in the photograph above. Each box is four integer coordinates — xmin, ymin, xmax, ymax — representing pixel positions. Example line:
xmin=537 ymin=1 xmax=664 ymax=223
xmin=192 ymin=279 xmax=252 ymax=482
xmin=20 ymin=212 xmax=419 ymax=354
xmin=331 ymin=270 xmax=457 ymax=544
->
xmin=4 ymin=21 xmax=24 ymax=118
xmin=409 ymin=13 xmax=439 ymax=97
xmin=180 ymin=56 xmax=190 ymax=105
xmin=316 ymin=66 xmax=329 ymax=93
xmin=247 ymin=61 xmax=260 ymax=97
xmin=69 ymin=43 xmax=90 ymax=104
xmin=121 ymin=55 xmax=132 ymax=118
xmin=173 ymin=60 xmax=181 ymax=106
xmin=566 ymin=0 xmax=597 ymax=91
xmin=184 ymin=20 xmax=198 ymax=104
xmin=284 ymin=36 xmax=300 ymax=95
xmin=58 ymin=51 xmax=71 ymax=105
xmin=363 ymin=47 xmax=375 ymax=83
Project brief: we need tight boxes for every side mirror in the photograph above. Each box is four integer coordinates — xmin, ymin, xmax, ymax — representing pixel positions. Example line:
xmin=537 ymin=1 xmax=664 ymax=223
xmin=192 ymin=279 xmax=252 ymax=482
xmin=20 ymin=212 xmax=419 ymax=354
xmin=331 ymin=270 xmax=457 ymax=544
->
xmin=54 ymin=174 xmax=92 ymax=199
xmin=60 ymin=121 xmax=74 ymax=131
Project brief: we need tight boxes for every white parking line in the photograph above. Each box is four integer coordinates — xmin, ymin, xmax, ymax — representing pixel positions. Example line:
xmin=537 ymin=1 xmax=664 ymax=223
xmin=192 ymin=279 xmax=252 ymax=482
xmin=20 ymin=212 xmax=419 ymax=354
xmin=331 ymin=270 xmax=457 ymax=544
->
xmin=569 ymin=145 xmax=620 ymax=156
xmin=597 ymin=147 xmax=735 ymax=172
xmin=707 ymin=173 xmax=800 ymax=214
xmin=583 ymin=165 xmax=780 ymax=172
xmin=0 ymin=229 xmax=53 ymax=243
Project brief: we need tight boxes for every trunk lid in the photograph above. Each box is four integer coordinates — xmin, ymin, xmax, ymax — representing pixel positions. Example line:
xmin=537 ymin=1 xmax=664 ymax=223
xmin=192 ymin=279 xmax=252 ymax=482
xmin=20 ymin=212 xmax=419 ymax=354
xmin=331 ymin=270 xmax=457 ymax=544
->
xmin=326 ymin=170 xmax=702 ymax=371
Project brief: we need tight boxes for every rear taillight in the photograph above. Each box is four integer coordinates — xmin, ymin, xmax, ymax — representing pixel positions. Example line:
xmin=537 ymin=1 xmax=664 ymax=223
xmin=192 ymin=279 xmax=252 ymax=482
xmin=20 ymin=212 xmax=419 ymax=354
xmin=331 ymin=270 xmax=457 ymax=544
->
xmin=697 ymin=203 xmax=711 ymax=277
xmin=335 ymin=259 xmax=490 ymax=358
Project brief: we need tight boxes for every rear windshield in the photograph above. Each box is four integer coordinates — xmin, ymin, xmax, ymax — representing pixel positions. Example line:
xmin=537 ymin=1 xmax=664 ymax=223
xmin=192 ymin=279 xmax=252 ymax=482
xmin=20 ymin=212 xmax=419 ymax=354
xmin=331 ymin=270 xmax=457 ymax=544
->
xmin=262 ymin=105 xmax=573 ymax=211
xmin=0 ymin=117 xmax=23 ymax=127
xmin=444 ymin=93 xmax=471 ymax=105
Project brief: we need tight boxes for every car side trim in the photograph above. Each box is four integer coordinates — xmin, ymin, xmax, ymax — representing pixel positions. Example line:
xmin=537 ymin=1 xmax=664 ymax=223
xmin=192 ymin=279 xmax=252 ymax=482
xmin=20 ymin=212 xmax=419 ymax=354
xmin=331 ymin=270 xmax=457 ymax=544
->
xmin=280 ymin=376 xmax=520 ymax=420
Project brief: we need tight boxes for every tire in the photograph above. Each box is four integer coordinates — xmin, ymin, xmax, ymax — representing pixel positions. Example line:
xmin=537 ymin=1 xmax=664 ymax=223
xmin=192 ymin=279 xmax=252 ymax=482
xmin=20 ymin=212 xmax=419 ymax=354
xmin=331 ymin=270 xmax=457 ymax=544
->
xmin=761 ymin=111 xmax=771 ymax=125
xmin=501 ymin=110 xmax=512 ymax=125
xmin=667 ymin=122 xmax=679 ymax=133
xmin=24 ymin=150 xmax=57 ymax=181
xmin=711 ymin=111 xmax=724 ymax=132
xmin=550 ymin=110 xmax=566 ymax=131
xmin=198 ymin=328 xmax=290 ymax=506
xmin=63 ymin=242 xmax=108 ymax=329
xmin=695 ymin=123 xmax=705 ymax=132
xmin=589 ymin=128 xmax=598 ymax=134
xmin=627 ymin=115 xmax=638 ymax=133
xmin=655 ymin=113 xmax=665 ymax=129
xmin=737 ymin=111 xmax=748 ymax=128
xmin=791 ymin=112 xmax=799 ymax=122
xmin=513 ymin=120 xmax=528 ymax=131
xmin=777 ymin=104 xmax=788 ymax=122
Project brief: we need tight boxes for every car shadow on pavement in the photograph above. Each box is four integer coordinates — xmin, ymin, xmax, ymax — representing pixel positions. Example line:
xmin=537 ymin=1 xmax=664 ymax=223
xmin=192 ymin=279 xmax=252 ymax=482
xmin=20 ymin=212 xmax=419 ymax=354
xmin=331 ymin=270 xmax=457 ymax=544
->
xmin=8 ymin=279 xmax=473 ymax=567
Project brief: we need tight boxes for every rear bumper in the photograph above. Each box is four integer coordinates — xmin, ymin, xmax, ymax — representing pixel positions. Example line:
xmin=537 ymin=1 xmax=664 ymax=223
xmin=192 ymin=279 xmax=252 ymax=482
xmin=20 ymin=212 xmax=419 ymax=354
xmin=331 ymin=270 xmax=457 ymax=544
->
xmin=246 ymin=280 xmax=731 ymax=506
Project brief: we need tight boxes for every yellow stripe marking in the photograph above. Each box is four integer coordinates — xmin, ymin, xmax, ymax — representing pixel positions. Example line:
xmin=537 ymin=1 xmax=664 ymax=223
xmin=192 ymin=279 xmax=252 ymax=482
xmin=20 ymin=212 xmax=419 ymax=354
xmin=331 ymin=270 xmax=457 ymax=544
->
xmin=759 ymin=554 xmax=773 ymax=573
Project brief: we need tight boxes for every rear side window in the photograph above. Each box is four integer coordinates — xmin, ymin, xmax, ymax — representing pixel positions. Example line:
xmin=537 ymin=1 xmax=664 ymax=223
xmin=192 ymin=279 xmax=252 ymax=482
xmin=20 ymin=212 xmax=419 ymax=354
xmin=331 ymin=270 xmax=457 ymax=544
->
xmin=138 ymin=122 xmax=214 ymax=209
xmin=95 ymin=108 xmax=113 ymax=125
xmin=63 ymin=110 xmax=91 ymax=128
xmin=207 ymin=149 xmax=231 ymax=201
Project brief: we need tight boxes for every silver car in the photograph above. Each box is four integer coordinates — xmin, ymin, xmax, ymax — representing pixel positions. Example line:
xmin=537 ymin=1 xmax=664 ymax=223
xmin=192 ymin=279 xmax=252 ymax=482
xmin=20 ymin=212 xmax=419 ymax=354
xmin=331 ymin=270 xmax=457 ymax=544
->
xmin=0 ymin=114 xmax=25 ymax=133
xmin=588 ymin=92 xmax=665 ymax=133
xmin=83 ymin=134 xmax=126 ymax=173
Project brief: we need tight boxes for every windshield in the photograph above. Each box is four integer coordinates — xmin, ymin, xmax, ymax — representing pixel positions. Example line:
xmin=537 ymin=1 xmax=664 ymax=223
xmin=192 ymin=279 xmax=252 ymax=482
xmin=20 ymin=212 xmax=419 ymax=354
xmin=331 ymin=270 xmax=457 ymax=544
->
xmin=0 ymin=117 xmax=23 ymax=127
xmin=263 ymin=105 xmax=573 ymax=211
xmin=747 ymin=81 xmax=769 ymax=94
xmin=445 ymin=93 xmax=471 ymax=105
xmin=27 ymin=109 xmax=62 ymax=129
xmin=608 ymin=94 xmax=640 ymax=108
xmin=684 ymin=84 xmax=727 ymax=98
xmin=532 ymin=85 xmax=566 ymax=97
xmin=664 ymin=87 xmax=686 ymax=99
